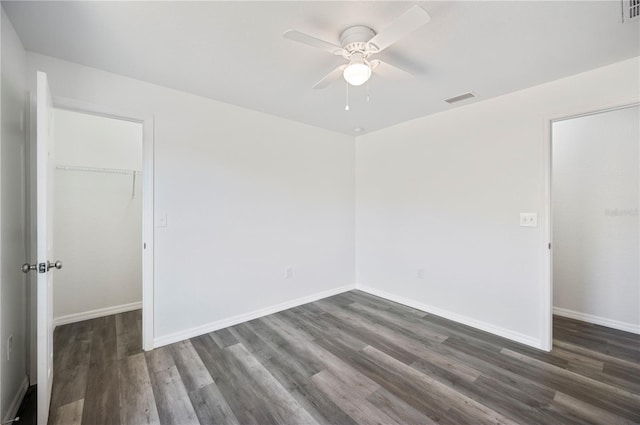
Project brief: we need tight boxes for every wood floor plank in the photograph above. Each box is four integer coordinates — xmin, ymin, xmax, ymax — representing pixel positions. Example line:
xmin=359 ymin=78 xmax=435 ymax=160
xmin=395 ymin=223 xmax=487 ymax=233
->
xmin=237 ymin=321 xmax=359 ymax=425
xmin=271 ymin=315 xmax=381 ymax=394
xmin=146 ymin=346 xmax=199 ymax=425
xmin=467 ymin=375 xmax=577 ymax=425
xmin=271 ymin=361 xmax=360 ymax=425
xmin=225 ymin=343 xmax=318 ymax=425
xmin=311 ymin=301 xmax=420 ymax=365
xmin=554 ymin=316 xmax=640 ymax=348
xmin=311 ymin=370 xmax=400 ymax=425
xmin=50 ymin=321 xmax=93 ymax=412
xmin=279 ymin=308 xmax=369 ymax=353
xmin=191 ymin=334 xmax=279 ymax=425
xmin=53 ymin=399 xmax=84 ymax=425
xmin=209 ymin=328 xmax=239 ymax=348
xmin=291 ymin=301 xmax=565 ymax=424
xmin=170 ymin=340 xmax=215 ymax=392
xmin=188 ymin=383 xmax=240 ymax=425
xmin=49 ymin=298 xmax=640 ymax=425
xmin=366 ymin=387 xmax=439 ymax=425
xmin=117 ymin=310 xmax=142 ymax=358
xmin=552 ymin=391 xmax=638 ymax=425
xmin=229 ymin=323 xmax=276 ymax=363
xmin=149 ymin=365 xmax=199 ymax=424
xmin=118 ymin=353 xmax=160 ymax=425
xmin=501 ymin=347 xmax=640 ymax=421
xmin=360 ymin=345 xmax=520 ymax=425
xmin=553 ymin=339 xmax=640 ymax=371
xmin=347 ymin=301 xmax=449 ymax=343
xmin=411 ymin=350 xmax=481 ymax=383
xmin=310 ymin=334 xmax=457 ymax=423
xmin=115 ymin=313 xmax=128 ymax=360
xmin=345 ymin=291 xmax=429 ymax=318
xmin=553 ymin=326 xmax=640 ymax=363
xmin=81 ymin=316 xmax=120 ymax=425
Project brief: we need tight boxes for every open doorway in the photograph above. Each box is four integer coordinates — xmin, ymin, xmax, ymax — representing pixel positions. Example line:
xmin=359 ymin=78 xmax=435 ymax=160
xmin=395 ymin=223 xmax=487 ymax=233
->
xmin=550 ymin=104 xmax=640 ymax=351
xmin=52 ymin=108 xmax=143 ymax=327
xmin=24 ymin=95 xmax=154 ymax=423
xmin=49 ymin=109 xmax=144 ymax=422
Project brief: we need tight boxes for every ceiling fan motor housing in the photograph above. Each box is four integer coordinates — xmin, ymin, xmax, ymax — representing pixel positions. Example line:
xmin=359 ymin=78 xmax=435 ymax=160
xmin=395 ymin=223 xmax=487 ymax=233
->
xmin=340 ymin=25 xmax=377 ymax=58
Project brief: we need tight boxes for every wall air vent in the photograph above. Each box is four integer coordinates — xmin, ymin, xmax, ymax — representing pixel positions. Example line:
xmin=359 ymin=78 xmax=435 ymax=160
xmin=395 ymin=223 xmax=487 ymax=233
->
xmin=444 ymin=92 xmax=476 ymax=104
xmin=622 ymin=0 xmax=640 ymax=23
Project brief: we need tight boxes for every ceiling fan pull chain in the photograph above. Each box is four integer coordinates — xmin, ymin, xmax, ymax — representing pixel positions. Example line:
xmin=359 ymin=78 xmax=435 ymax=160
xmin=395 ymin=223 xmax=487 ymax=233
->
xmin=345 ymin=82 xmax=350 ymax=111
xmin=366 ymin=81 xmax=371 ymax=103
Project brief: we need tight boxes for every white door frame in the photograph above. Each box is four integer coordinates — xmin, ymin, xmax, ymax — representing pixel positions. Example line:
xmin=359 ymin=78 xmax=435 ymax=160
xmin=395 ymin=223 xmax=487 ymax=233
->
xmin=50 ymin=96 xmax=155 ymax=351
xmin=540 ymin=99 xmax=640 ymax=351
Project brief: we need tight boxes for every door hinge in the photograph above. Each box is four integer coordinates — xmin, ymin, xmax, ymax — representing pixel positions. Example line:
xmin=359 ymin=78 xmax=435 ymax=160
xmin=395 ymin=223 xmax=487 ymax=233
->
xmin=548 ymin=243 xmax=552 ymax=250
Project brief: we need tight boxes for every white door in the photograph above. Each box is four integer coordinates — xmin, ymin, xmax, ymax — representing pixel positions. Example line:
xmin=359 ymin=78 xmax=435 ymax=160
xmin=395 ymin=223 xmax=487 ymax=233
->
xmin=36 ymin=71 xmax=59 ymax=425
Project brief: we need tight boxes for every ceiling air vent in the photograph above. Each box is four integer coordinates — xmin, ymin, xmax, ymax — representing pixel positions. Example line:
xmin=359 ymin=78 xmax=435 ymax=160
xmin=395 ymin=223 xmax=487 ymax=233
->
xmin=622 ymin=0 xmax=640 ymax=23
xmin=444 ymin=92 xmax=476 ymax=104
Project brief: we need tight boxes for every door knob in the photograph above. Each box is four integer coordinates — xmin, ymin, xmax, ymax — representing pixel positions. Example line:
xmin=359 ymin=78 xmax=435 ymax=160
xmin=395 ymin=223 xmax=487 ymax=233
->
xmin=21 ymin=263 xmax=37 ymax=274
xmin=22 ymin=261 xmax=62 ymax=273
xmin=47 ymin=260 xmax=63 ymax=271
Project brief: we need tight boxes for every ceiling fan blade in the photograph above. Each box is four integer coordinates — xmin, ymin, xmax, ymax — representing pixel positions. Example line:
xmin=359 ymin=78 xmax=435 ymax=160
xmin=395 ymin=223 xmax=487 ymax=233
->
xmin=367 ymin=6 xmax=431 ymax=53
xmin=313 ymin=65 xmax=347 ymax=89
xmin=283 ymin=30 xmax=345 ymax=56
xmin=370 ymin=60 xmax=413 ymax=79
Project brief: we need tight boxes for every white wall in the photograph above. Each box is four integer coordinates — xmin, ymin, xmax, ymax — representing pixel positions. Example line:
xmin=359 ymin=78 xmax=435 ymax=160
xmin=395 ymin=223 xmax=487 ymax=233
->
xmin=0 ymin=6 xmax=28 ymax=421
xmin=53 ymin=109 xmax=142 ymax=321
xmin=26 ymin=53 xmax=356 ymax=345
xmin=553 ymin=106 xmax=639 ymax=332
xmin=356 ymin=57 xmax=640 ymax=348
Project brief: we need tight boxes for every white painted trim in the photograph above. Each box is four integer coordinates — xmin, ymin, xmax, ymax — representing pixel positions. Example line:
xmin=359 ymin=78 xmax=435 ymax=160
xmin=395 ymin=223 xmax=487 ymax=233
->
xmin=356 ymin=284 xmax=542 ymax=349
xmin=154 ymin=284 xmax=356 ymax=348
xmin=540 ymin=114 xmax=553 ymax=352
xmin=51 ymin=96 xmax=155 ymax=351
xmin=51 ymin=96 xmax=146 ymax=125
xmin=141 ymin=116 xmax=154 ymax=351
xmin=3 ymin=376 xmax=28 ymax=424
xmin=543 ymin=99 xmax=640 ymax=351
xmin=553 ymin=307 xmax=640 ymax=335
xmin=53 ymin=302 xmax=142 ymax=328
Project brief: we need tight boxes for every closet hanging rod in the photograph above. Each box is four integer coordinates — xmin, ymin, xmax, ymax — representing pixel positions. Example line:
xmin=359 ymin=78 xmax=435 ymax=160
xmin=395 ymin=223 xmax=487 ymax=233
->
xmin=55 ymin=164 xmax=141 ymax=175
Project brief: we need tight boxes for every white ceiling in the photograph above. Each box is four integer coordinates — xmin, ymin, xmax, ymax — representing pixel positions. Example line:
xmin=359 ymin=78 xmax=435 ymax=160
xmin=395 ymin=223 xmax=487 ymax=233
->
xmin=4 ymin=1 xmax=639 ymax=135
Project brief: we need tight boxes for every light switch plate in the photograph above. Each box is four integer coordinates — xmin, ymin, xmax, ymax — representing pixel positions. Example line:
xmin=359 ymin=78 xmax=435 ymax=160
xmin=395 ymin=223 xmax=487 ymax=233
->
xmin=520 ymin=213 xmax=537 ymax=227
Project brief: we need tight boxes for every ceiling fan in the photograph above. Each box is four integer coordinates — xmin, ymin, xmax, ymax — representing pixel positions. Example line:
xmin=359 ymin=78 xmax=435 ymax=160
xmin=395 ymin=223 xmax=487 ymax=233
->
xmin=283 ymin=5 xmax=431 ymax=89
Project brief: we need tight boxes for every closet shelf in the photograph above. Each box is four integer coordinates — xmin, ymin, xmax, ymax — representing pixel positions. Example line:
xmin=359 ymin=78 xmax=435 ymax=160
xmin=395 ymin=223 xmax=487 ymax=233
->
xmin=55 ymin=164 xmax=141 ymax=198
xmin=55 ymin=164 xmax=141 ymax=175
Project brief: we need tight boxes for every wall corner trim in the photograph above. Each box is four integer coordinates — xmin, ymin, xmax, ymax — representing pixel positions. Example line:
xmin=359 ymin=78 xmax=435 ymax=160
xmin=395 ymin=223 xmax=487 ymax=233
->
xmin=553 ymin=307 xmax=640 ymax=335
xmin=153 ymin=283 xmax=357 ymax=348
xmin=4 ymin=376 xmax=29 ymax=423
xmin=53 ymin=301 xmax=143 ymax=328
xmin=356 ymin=284 xmax=543 ymax=350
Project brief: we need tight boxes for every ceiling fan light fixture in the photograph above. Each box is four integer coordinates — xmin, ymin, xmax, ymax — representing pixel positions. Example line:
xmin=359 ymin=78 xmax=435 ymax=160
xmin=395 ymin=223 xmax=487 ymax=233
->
xmin=343 ymin=63 xmax=371 ymax=86
xmin=343 ymin=53 xmax=371 ymax=86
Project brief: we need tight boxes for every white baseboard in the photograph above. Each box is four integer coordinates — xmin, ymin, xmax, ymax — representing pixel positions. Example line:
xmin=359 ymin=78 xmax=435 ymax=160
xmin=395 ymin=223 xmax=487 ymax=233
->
xmin=53 ymin=301 xmax=142 ymax=328
xmin=356 ymin=284 xmax=542 ymax=349
xmin=4 ymin=376 xmax=28 ymax=423
xmin=553 ymin=307 xmax=640 ymax=334
xmin=154 ymin=284 xmax=356 ymax=348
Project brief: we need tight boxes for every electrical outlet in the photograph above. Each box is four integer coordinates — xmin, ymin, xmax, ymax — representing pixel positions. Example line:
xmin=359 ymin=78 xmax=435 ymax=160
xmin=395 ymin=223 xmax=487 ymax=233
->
xmin=7 ymin=335 xmax=13 ymax=361
xmin=417 ymin=268 xmax=424 ymax=279
xmin=285 ymin=266 xmax=293 ymax=279
xmin=519 ymin=213 xmax=538 ymax=227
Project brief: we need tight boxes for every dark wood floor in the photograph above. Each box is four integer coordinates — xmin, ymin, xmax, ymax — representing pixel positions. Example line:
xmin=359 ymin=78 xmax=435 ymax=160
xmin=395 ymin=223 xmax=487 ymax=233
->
xmin=48 ymin=291 xmax=640 ymax=425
